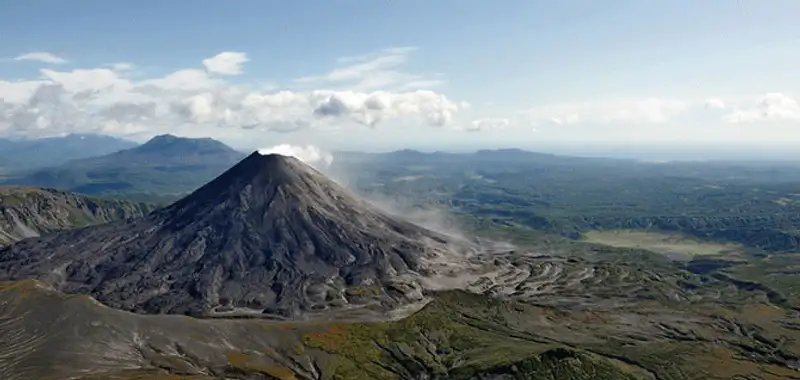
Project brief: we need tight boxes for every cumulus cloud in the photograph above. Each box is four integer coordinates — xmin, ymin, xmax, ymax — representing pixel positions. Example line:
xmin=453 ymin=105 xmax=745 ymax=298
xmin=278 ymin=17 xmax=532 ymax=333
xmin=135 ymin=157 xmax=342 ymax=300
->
xmin=722 ymin=93 xmax=800 ymax=123
xmin=0 ymin=80 xmax=46 ymax=103
xmin=526 ymin=98 xmax=688 ymax=125
xmin=14 ymin=52 xmax=68 ymax=64
xmin=0 ymin=48 xmax=467 ymax=139
xmin=258 ymin=144 xmax=333 ymax=168
xmin=40 ymin=68 xmax=127 ymax=93
xmin=202 ymin=52 xmax=248 ymax=75
xmin=163 ymin=89 xmax=462 ymax=131
xmin=311 ymin=90 xmax=460 ymax=127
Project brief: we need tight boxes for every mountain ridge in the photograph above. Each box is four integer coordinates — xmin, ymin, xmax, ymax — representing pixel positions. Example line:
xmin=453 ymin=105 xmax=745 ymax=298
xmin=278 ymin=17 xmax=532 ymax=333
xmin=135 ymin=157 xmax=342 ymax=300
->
xmin=0 ymin=186 xmax=155 ymax=246
xmin=59 ymin=133 xmax=242 ymax=168
xmin=0 ymin=151 xmax=473 ymax=317
xmin=4 ymin=134 xmax=246 ymax=197
xmin=0 ymin=133 xmax=137 ymax=170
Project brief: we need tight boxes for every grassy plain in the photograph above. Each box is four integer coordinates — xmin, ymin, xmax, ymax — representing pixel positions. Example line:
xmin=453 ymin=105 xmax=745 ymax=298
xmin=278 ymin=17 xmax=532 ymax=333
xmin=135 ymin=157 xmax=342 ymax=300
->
xmin=581 ymin=229 xmax=744 ymax=259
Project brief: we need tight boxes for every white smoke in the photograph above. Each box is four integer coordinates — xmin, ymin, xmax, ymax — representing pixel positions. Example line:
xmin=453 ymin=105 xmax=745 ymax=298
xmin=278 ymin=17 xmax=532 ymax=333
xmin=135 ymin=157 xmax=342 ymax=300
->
xmin=257 ymin=144 xmax=334 ymax=168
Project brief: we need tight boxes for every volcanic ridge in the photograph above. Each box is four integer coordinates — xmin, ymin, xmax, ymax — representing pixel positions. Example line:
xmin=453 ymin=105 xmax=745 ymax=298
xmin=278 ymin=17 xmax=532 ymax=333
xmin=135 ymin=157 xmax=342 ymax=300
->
xmin=0 ymin=152 xmax=477 ymax=319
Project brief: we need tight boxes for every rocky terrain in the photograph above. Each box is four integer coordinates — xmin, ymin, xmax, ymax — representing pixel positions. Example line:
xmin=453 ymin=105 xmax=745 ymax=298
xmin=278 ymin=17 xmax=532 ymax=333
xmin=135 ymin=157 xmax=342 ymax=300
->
xmin=3 ymin=151 xmax=800 ymax=379
xmin=1 ymin=279 xmax=796 ymax=380
xmin=0 ymin=152 xmax=476 ymax=317
xmin=0 ymin=186 xmax=154 ymax=246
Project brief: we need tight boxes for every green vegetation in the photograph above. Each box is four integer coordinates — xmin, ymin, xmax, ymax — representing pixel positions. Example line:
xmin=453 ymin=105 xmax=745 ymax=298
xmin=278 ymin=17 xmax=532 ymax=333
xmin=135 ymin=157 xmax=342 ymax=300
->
xmin=301 ymin=291 xmax=648 ymax=380
xmin=5 ymin=280 xmax=799 ymax=379
xmin=722 ymin=252 xmax=800 ymax=307
xmin=8 ymin=149 xmax=800 ymax=379
xmin=339 ymin=150 xmax=800 ymax=252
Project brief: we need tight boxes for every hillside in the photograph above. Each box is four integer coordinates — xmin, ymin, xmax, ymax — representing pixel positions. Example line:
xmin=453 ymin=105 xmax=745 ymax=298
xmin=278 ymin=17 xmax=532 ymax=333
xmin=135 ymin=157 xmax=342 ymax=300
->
xmin=4 ymin=134 xmax=246 ymax=198
xmin=0 ymin=280 xmax=795 ymax=380
xmin=0 ymin=134 xmax=137 ymax=171
xmin=2 ymin=151 xmax=800 ymax=379
xmin=0 ymin=152 xmax=475 ymax=317
xmin=0 ymin=186 xmax=155 ymax=246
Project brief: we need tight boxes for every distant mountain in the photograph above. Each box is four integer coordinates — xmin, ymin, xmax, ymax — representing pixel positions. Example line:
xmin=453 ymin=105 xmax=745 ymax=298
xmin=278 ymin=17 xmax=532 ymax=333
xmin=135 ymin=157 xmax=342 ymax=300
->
xmin=0 ymin=134 xmax=138 ymax=170
xmin=4 ymin=134 xmax=246 ymax=198
xmin=0 ymin=152 xmax=474 ymax=317
xmin=0 ymin=186 xmax=155 ymax=246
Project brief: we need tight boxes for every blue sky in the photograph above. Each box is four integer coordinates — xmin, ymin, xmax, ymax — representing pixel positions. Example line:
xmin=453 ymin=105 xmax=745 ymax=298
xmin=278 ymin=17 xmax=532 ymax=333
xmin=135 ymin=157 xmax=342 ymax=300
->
xmin=1 ymin=1 xmax=800 ymax=152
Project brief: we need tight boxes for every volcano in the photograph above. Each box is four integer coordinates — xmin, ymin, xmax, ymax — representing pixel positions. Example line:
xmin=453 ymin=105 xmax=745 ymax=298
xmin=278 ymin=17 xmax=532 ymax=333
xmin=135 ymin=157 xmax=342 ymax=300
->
xmin=0 ymin=152 xmax=470 ymax=317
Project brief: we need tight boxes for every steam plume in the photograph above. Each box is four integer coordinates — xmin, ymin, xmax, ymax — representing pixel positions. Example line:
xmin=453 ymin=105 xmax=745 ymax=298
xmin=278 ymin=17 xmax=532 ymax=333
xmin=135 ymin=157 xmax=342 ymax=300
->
xmin=258 ymin=144 xmax=333 ymax=168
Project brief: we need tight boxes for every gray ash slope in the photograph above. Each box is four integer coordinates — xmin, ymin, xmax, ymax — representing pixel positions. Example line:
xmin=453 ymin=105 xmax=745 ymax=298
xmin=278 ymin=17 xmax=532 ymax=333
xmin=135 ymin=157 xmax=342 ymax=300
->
xmin=0 ymin=152 xmax=471 ymax=317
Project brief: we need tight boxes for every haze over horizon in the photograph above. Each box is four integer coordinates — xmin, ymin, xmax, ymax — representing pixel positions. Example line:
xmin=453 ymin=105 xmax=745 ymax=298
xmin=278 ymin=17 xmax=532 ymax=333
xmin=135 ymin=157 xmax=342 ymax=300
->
xmin=2 ymin=1 xmax=800 ymax=159
xmin=5 ymin=3 xmax=800 ymax=378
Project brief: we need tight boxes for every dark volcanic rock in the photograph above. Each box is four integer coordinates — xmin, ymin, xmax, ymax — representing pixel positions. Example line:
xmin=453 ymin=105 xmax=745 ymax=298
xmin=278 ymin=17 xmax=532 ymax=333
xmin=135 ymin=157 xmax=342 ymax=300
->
xmin=0 ymin=152 xmax=466 ymax=317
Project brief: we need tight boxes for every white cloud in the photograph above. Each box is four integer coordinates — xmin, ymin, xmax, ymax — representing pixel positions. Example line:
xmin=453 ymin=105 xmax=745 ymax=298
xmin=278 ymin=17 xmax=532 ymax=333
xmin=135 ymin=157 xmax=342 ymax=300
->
xmin=138 ymin=69 xmax=222 ymax=92
xmin=0 ymin=80 xmax=45 ymax=103
xmin=550 ymin=114 xmax=581 ymax=125
xmin=201 ymin=52 xmax=248 ymax=75
xmin=111 ymin=62 xmax=135 ymax=71
xmin=336 ymin=46 xmax=417 ymax=65
xmin=171 ymin=92 xmax=220 ymax=123
xmin=311 ymin=90 xmax=460 ymax=127
xmin=460 ymin=118 xmax=510 ymax=132
xmin=722 ymin=92 xmax=800 ymax=123
xmin=704 ymin=98 xmax=726 ymax=109
xmin=165 ymin=89 xmax=462 ymax=132
xmin=0 ymin=49 xmax=467 ymax=139
xmin=40 ymin=68 xmax=127 ymax=93
xmin=14 ymin=52 xmax=68 ymax=65
xmin=294 ymin=47 xmax=443 ymax=92
xmin=258 ymin=144 xmax=333 ymax=168
xmin=525 ymin=98 xmax=688 ymax=125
